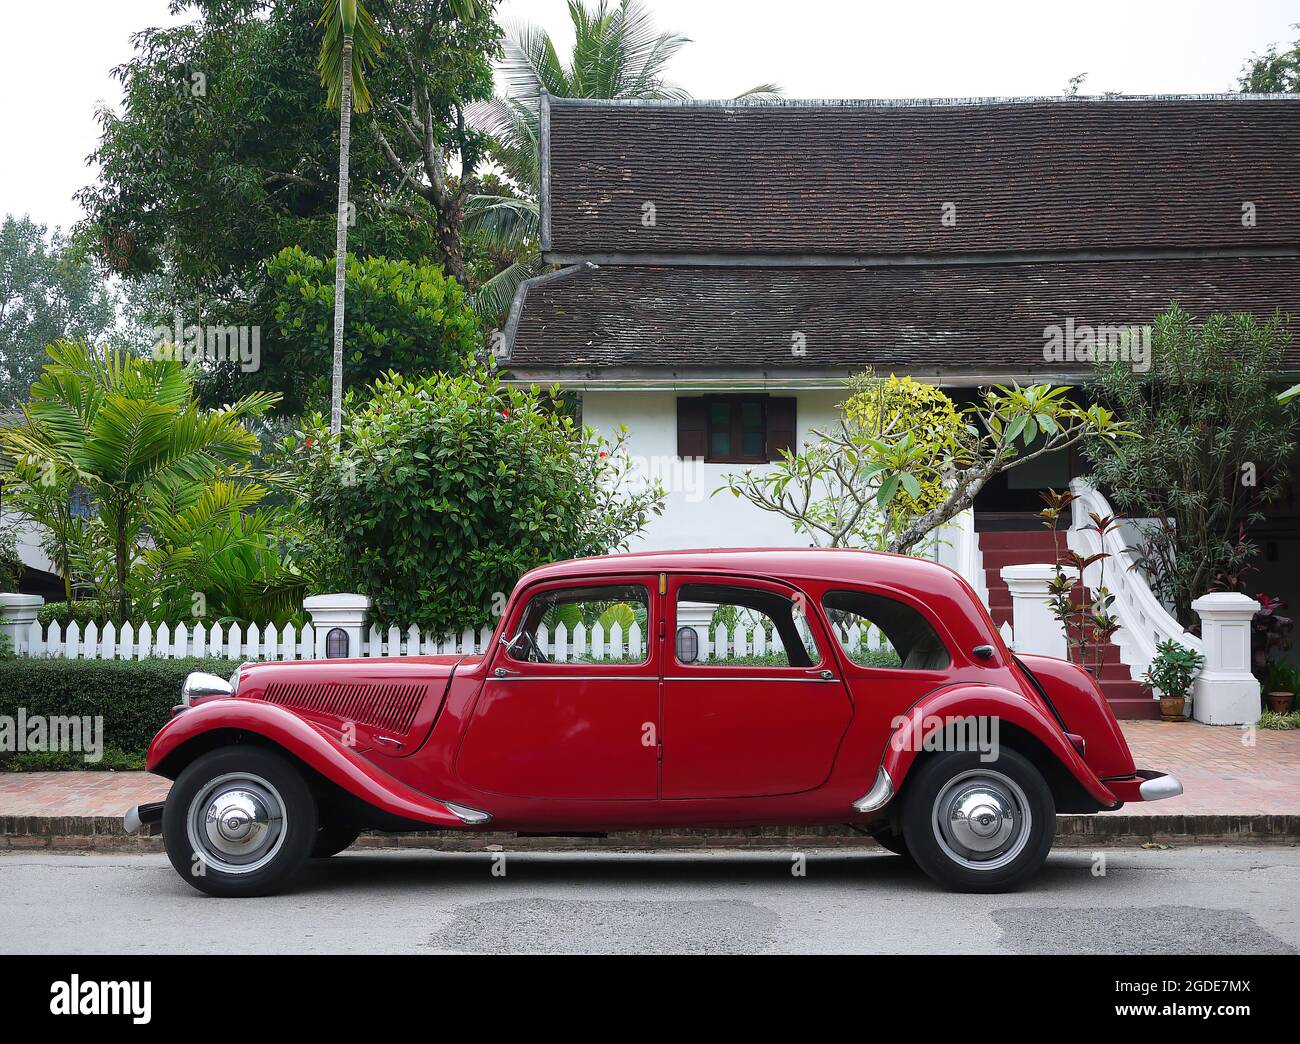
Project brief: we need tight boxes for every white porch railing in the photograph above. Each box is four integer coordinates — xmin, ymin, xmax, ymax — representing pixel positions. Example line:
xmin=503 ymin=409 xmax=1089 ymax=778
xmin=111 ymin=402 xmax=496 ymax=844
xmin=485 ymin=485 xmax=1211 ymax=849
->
xmin=1066 ymin=478 xmax=1201 ymax=679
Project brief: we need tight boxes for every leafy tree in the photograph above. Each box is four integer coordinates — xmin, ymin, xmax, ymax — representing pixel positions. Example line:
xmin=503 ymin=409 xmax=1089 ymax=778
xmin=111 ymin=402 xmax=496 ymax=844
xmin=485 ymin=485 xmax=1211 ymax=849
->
xmin=1239 ymin=24 xmax=1299 ymax=93
xmin=227 ymin=247 xmax=480 ymax=413
xmin=0 ymin=341 xmax=294 ymax=622
xmin=283 ymin=366 xmax=664 ymax=631
xmin=1084 ymin=306 xmax=1297 ymax=626
xmin=0 ymin=216 xmax=116 ymax=407
xmin=78 ymin=0 xmax=500 ymax=334
xmin=466 ymin=0 xmax=779 ymax=321
xmin=722 ymin=373 xmax=1132 ymax=553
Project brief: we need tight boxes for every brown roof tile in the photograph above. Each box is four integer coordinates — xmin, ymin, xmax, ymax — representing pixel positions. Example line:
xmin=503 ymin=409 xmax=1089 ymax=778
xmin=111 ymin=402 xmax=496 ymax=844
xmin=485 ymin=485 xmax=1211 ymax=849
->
xmin=506 ymin=256 xmax=1300 ymax=379
xmin=543 ymin=97 xmax=1300 ymax=259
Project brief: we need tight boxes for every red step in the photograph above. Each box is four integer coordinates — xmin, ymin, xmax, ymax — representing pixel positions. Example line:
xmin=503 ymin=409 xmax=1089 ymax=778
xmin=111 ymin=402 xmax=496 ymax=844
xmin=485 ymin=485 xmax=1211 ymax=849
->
xmin=978 ymin=526 xmax=1155 ymax=718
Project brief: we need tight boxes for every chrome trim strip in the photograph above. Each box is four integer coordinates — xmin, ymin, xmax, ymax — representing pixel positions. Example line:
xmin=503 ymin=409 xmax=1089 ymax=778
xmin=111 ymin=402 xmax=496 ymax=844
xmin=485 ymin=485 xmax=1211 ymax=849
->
xmin=1138 ymin=773 xmax=1183 ymax=802
xmin=852 ymin=767 xmax=895 ymax=813
xmin=664 ymin=676 xmax=839 ymax=682
xmin=444 ymin=801 xmax=493 ymax=825
xmin=493 ymin=674 xmax=651 ymax=682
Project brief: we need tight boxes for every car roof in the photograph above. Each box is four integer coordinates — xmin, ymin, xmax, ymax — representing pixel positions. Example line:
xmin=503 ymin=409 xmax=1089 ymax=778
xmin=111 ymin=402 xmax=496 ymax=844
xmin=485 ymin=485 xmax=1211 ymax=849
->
xmin=519 ymin=547 xmax=968 ymax=594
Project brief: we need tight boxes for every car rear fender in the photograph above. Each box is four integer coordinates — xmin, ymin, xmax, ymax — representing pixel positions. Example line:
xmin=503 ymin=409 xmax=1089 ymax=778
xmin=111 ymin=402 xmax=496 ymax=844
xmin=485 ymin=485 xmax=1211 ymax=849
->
xmin=880 ymin=684 xmax=1118 ymax=809
xmin=146 ymin=699 xmax=469 ymax=827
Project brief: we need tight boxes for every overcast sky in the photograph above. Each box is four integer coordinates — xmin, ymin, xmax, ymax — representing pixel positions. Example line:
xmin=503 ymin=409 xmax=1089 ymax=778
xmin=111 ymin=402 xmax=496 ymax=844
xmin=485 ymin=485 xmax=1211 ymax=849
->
xmin=2 ymin=0 xmax=1296 ymax=233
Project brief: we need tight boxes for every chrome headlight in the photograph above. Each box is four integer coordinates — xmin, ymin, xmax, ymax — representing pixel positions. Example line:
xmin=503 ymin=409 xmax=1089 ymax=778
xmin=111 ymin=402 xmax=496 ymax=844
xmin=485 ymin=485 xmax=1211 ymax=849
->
xmin=181 ymin=671 xmax=234 ymax=707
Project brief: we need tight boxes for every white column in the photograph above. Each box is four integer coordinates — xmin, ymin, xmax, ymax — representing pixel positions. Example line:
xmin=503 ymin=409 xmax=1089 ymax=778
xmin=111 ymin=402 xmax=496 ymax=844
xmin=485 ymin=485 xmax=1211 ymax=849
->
xmin=302 ymin=593 xmax=373 ymax=659
xmin=0 ymin=594 xmax=43 ymax=655
xmin=1000 ymin=564 xmax=1077 ymax=659
xmin=1191 ymin=592 xmax=1261 ymax=726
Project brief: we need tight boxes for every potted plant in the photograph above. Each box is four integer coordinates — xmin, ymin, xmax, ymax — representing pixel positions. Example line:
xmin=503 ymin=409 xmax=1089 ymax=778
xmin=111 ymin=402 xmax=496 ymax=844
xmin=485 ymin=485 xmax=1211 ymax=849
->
xmin=1142 ymin=639 xmax=1206 ymax=722
xmin=1264 ymin=662 xmax=1297 ymax=715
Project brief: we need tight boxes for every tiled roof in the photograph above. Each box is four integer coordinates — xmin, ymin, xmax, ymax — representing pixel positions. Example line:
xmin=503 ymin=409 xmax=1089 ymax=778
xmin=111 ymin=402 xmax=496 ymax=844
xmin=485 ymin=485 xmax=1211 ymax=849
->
xmin=542 ymin=96 xmax=1300 ymax=260
xmin=505 ymin=256 xmax=1300 ymax=380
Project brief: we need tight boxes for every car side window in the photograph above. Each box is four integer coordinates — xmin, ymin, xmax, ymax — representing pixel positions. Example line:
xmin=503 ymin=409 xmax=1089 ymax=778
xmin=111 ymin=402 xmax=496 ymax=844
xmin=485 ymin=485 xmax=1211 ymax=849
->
xmin=506 ymin=584 xmax=650 ymax=665
xmin=676 ymin=583 xmax=820 ymax=667
xmin=822 ymin=589 xmax=950 ymax=670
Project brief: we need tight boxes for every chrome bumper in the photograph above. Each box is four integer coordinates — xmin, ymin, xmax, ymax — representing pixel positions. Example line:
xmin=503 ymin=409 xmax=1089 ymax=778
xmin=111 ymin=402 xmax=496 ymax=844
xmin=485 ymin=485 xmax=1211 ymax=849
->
xmin=123 ymin=801 xmax=165 ymax=834
xmin=1138 ymin=773 xmax=1183 ymax=801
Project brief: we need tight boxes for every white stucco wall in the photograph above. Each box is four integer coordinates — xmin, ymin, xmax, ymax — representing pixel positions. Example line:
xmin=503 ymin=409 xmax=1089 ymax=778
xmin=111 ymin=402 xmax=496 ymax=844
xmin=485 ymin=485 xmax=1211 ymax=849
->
xmin=581 ymin=390 xmax=844 ymax=551
xmin=1 ymin=510 xmax=54 ymax=575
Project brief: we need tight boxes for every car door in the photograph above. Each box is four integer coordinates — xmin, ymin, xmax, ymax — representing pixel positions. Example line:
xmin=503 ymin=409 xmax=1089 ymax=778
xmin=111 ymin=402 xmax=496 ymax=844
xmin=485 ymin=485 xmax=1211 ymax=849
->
xmin=455 ymin=576 xmax=660 ymax=800
xmin=661 ymin=574 xmax=853 ymax=799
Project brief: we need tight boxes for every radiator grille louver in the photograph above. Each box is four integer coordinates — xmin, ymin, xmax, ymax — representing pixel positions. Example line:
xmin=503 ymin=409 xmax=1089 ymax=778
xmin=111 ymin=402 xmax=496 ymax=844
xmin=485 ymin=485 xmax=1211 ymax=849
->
xmin=261 ymin=681 xmax=427 ymax=734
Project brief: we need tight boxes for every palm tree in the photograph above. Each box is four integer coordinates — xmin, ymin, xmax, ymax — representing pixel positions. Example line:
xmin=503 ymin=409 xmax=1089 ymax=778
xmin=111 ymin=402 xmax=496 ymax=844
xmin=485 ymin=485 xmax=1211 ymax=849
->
xmin=466 ymin=0 xmax=779 ymax=323
xmin=0 ymin=341 xmax=279 ymax=622
xmin=317 ymin=0 xmax=384 ymax=435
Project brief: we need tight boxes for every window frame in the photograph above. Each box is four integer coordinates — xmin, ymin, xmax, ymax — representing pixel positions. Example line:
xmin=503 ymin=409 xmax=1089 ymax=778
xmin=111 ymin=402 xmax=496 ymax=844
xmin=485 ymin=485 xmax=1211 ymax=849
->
xmin=670 ymin=575 xmax=828 ymax=671
xmin=704 ymin=394 xmax=769 ymax=464
xmin=499 ymin=578 xmax=656 ymax=669
xmin=820 ymin=586 xmax=954 ymax=674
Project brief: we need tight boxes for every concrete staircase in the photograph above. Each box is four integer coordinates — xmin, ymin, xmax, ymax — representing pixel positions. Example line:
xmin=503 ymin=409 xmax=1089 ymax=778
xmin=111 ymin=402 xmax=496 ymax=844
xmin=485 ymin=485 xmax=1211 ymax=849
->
xmin=979 ymin=529 xmax=1157 ymax=720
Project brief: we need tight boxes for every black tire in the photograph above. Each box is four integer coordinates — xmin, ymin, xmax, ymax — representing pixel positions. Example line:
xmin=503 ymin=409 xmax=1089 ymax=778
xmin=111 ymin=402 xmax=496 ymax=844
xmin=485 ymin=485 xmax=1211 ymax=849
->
xmin=901 ymin=748 xmax=1055 ymax=893
xmin=163 ymin=745 xmax=317 ymax=898
xmin=311 ymin=823 xmax=362 ymax=858
xmin=869 ymin=828 xmax=913 ymax=861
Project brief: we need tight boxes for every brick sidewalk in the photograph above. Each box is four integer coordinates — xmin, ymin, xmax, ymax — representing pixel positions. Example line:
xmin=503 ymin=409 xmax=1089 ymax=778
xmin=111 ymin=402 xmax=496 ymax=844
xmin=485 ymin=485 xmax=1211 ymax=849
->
xmin=1 ymin=721 xmax=1296 ymax=849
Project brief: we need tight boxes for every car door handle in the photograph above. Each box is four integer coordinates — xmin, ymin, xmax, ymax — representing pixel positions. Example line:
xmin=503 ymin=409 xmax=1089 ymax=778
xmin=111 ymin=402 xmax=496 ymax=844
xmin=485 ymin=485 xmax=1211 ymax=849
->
xmin=809 ymin=669 xmax=836 ymax=681
xmin=494 ymin=667 xmax=518 ymax=679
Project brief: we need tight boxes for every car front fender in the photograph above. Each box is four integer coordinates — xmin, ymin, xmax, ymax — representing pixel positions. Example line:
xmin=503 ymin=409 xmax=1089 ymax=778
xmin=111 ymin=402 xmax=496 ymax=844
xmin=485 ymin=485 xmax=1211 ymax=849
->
xmin=879 ymin=684 xmax=1118 ymax=809
xmin=146 ymin=699 xmax=474 ymax=828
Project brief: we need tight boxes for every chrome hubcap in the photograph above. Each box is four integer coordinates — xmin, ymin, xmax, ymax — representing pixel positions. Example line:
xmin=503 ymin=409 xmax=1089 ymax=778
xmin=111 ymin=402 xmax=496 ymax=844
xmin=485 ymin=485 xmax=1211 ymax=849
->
xmin=932 ymin=769 xmax=1031 ymax=871
xmin=187 ymin=773 xmax=286 ymax=875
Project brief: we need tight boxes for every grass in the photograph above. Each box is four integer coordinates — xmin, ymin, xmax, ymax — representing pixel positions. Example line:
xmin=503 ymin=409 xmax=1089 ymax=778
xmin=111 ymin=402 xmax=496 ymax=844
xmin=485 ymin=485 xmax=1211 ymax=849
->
xmin=1258 ymin=709 xmax=1300 ymax=730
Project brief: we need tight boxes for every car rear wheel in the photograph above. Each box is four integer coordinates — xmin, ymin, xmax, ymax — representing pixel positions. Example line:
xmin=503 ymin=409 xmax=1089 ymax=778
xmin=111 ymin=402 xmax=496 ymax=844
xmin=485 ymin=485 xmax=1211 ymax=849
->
xmin=901 ymin=748 xmax=1055 ymax=893
xmin=163 ymin=746 xmax=316 ymax=897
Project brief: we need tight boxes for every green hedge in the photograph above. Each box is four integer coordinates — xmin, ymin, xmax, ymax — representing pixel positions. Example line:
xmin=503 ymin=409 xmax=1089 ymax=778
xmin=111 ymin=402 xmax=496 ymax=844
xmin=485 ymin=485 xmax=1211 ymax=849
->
xmin=0 ymin=657 xmax=238 ymax=770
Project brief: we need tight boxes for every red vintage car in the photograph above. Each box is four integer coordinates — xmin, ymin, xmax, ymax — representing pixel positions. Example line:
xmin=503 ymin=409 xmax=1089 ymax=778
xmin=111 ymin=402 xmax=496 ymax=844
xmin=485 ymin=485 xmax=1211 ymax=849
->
xmin=126 ymin=549 xmax=1182 ymax=896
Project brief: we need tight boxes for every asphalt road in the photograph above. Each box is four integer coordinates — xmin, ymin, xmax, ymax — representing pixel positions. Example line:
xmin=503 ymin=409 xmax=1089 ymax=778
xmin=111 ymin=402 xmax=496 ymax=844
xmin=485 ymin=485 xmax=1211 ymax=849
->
xmin=1 ymin=846 xmax=1297 ymax=955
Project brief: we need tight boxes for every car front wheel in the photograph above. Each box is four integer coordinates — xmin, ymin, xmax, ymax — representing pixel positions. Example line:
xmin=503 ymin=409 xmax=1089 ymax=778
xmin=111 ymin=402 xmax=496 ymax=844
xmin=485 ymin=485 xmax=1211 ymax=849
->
xmin=163 ymin=745 xmax=317 ymax=898
xmin=901 ymin=748 xmax=1055 ymax=893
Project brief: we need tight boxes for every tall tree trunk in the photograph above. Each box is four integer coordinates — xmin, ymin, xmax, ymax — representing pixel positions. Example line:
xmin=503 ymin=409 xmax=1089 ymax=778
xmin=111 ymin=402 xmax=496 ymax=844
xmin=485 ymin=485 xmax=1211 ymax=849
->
xmin=330 ymin=35 xmax=354 ymax=435
xmin=115 ymin=506 xmax=128 ymax=624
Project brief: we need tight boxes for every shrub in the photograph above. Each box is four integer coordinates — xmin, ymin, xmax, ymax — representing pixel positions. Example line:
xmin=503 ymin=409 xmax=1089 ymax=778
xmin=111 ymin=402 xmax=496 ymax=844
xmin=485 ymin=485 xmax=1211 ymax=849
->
xmin=284 ymin=367 xmax=664 ymax=632
xmin=1085 ymin=306 xmax=1297 ymax=625
xmin=0 ymin=657 xmax=238 ymax=767
xmin=254 ymin=247 xmax=481 ymax=412
xmin=36 ymin=600 xmax=115 ymax=630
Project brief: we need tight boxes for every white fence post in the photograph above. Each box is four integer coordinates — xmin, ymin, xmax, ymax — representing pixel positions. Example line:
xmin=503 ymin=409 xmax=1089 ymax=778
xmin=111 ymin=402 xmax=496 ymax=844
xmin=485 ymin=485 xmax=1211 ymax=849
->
xmin=1191 ymin=592 xmax=1261 ymax=726
xmin=0 ymin=594 xmax=43 ymax=655
xmin=303 ymin=593 xmax=373 ymax=659
xmin=1000 ymin=564 xmax=1076 ymax=658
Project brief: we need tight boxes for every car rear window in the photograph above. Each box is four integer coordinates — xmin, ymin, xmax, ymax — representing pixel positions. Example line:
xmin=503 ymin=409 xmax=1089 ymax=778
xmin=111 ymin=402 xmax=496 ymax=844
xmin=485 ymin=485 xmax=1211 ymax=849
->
xmin=822 ymin=590 xmax=950 ymax=670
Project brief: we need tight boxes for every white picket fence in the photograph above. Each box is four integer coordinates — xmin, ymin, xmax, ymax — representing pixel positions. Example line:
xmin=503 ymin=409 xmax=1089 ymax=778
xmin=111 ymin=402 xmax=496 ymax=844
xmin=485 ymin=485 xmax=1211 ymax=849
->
xmin=8 ymin=616 xmax=998 ymax=663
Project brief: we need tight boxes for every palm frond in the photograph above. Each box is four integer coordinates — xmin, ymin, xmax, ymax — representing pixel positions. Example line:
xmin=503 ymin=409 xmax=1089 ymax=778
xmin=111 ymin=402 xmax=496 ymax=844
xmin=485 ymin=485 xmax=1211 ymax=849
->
xmin=471 ymin=255 xmax=548 ymax=326
xmin=317 ymin=0 xmax=385 ymax=112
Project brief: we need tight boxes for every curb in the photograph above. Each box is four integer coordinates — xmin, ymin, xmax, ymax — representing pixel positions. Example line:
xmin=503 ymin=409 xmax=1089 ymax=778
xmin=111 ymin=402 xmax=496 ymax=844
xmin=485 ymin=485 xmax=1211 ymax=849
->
xmin=3 ymin=814 xmax=1298 ymax=852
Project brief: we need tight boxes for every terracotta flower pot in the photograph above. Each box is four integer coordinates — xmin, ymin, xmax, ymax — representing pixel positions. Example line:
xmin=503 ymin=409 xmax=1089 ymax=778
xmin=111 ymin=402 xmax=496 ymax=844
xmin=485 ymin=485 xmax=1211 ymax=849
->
xmin=1159 ymin=695 xmax=1187 ymax=722
xmin=1267 ymin=691 xmax=1295 ymax=714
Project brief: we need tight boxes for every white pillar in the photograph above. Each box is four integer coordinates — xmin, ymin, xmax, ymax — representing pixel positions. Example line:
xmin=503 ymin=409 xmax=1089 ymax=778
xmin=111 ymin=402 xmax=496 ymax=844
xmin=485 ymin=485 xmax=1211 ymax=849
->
xmin=302 ymin=593 xmax=373 ymax=659
xmin=1000 ymin=564 xmax=1077 ymax=659
xmin=1191 ymin=592 xmax=1261 ymax=726
xmin=0 ymin=594 xmax=43 ymax=654
xmin=674 ymin=601 xmax=714 ymax=661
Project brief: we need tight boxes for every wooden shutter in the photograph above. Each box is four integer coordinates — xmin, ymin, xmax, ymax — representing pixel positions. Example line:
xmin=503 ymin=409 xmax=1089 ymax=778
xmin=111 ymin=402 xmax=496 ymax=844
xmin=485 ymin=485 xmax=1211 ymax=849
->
xmin=767 ymin=397 xmax=797 ymax=460
xmin=677 ymin=397 xmax=707 ymax=458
